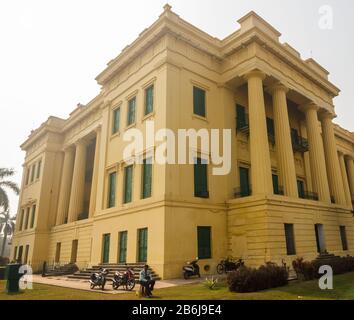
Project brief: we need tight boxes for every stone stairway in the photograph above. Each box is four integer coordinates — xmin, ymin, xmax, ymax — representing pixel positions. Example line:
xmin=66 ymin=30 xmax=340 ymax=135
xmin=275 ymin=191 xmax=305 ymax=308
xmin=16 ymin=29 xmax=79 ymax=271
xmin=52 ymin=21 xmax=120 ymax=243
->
xmin=68 ymin=263 xmax=160 ymax=282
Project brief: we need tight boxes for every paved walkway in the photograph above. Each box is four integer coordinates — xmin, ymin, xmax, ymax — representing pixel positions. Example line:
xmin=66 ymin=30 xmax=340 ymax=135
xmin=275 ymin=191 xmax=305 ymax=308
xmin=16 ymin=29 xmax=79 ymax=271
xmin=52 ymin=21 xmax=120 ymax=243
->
xmin=31 ymin=275 xmax=216 ymax=295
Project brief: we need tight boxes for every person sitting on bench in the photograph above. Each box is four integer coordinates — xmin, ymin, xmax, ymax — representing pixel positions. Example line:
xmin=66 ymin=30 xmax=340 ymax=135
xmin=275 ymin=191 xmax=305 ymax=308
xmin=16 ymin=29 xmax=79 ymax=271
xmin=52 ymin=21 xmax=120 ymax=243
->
xmin=139 ymin=264 xmax=155 ymax=297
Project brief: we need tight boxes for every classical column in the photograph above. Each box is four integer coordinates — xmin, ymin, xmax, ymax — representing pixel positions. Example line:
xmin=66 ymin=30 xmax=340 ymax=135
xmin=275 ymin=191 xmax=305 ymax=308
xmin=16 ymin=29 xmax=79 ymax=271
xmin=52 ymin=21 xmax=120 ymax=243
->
xmin=245 ymin=70 xmax=273 ymax=195
xmin=67 ymin=140 xmax=87 ymax=223
xmin=345 ymin=156 xmax=354 ymax=201
xmin=320 ymin=113 xmax=347 ymax=205
xmin=338 ymin=152 xmax=352 ymax=207
xmin=89 ymin=127 xmax=102 ymax=218
xmin=270 ymin=83 xmax=298 ymax=197
xmin=300 ymin=103 xmax=331 ymax=203
xmin=56 ymin=147 xmax=75 ymax=225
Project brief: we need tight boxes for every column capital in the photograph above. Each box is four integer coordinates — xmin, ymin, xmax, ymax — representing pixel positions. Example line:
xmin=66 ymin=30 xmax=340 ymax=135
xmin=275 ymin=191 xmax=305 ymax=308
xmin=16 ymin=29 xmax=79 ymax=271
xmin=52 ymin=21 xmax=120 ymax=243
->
xmin=344 ymin=154 xmax=354 ymax=161
xmin=75 ymin=137 xmax=90 ymax=147
xmin=318 ymin=110 xmax=336 ymax=121
xmin=299 ymin=102 xmax=319 ymax=113
xmin=243 ymin=70 xmax=266 ymax=81
xmin=267 ymin=82 xmax=289 ymax=95
xmin=94 ymin=125 xmax=102 ymax=133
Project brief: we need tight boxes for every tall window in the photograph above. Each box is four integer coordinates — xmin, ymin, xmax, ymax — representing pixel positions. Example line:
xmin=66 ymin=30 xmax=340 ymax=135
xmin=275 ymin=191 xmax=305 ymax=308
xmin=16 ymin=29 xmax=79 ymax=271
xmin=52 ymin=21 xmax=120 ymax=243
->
xmin=102 ymin=234 xmax=110 ymax=264
xmin=315 ymin=224 xmax=326 ymax=254
xmin=25 ymin=168 xmax=30 ymax=185
xmin=340 ymin=226 xmax=349 ymax=251
xmin=112 ymin=107 xmax=121 ymax=135
xmin=142 ymin=158 xmax=152 ymax=199
xmin=24 ymin=207 xmax=30 ymax=230
xmin=13 ymin=247 xmax=18 ymax=261
xmin=31 ymin=164 xmax=36 ymax=183
xmin=272 ymin=174 xmax=280 ymax=195
xmin=297 ymin=179 xmax=305 ymax=199
xmin=107 ymin=172 xmax=117 ymax=208
xmin=127 ymin=97 xmax=136 ymax=126
xmin=118 ymin=231 xmax=128 ymax=263
xmin=124 ymin=165 xmax=133 ymax=204
xmin=197 ymin=226 xmax=211 ymax=259
xmin=236 ymin=104 xmax=247 ymax=130
xmin=30 ymin=205 xmax=36 ymax=229
xmin=239 ymin=167 xmax=250 ymax=197
xmin=19 ymin=209 xmax=24 ymax=231
xmin=284 ymin=224 xmax=296 ymax=255
xmin=144 ymin=85 xmax=154 ymax=116
xmin=36 ymin=160 xmax=42 ymax=179
xmin=137 ymin=228 xmax=148 ymax=263
xmin=24 ymin=245 xmax=30 ymax=264
xmin=194 ymin=158 xmax=209 ymax=198
xmin=193 ymin=86 xmax=206 ymax=117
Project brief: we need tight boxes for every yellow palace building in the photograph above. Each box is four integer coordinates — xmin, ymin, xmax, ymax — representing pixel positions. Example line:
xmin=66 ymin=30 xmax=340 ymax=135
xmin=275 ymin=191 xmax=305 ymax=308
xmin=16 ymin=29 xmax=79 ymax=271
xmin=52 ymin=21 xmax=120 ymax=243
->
xmin=11 ymin=5 xmax=354 ymax=279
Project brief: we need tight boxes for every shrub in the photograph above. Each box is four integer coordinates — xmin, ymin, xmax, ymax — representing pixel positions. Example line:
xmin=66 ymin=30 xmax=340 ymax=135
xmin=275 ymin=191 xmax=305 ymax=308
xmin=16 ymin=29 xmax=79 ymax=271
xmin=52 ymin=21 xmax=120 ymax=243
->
xmin=227 ymin=262 xmax=288 ymax=293
xmin=0 ymin=257 xmax=10 ymax=266
xmin=293 ymin=256 xmax=354 ymax=281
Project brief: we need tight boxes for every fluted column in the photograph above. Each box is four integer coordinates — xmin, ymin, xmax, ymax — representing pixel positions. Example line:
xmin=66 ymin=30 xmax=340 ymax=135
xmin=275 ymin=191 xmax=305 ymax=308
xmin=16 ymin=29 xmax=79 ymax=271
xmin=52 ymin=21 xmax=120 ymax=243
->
xmin=300 ymin=103 xmax=331 ymax=203
xmin=270 ymin=83 xmax=298 ymax=197
xmin=56 ymin=147 xmax=75 ymax=225
xmin=345 ymin=156 xmax=354 ymax=201
xmin=245 ymin=70 xmax=273 ymax=195
xmin=68 ymin=140 xmax=87 ymax=223
xmin=89 ymin=127 xmax=101 ymax=218
xmin=320 ymin=113 xmax=347 ymax=205
xmin=338 ymin=152 xmax=352 ymax=207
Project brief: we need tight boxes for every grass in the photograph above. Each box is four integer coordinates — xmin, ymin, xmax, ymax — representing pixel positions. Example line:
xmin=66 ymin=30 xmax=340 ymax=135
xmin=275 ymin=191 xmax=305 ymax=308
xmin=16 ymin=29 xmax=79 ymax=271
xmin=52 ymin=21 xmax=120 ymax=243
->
xmin=1 ymin=272 xmax=354 ymax=300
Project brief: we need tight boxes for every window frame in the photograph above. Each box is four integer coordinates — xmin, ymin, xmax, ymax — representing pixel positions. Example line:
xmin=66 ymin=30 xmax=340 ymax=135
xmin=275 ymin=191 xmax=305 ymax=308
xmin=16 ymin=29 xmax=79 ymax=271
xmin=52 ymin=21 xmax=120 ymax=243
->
xmin=194 ymin=157 xmax=209 ymax=199
xmin=107 ymin=171 xmax=117 ymax=209
xmin=144 ymin=85 xmax=154 ymax=116
xmin=284 ymin=223 xmax=296 ymax=256
xmin=197 ymin=226 xmax=212 ymax=260
xmin=123 ymin=165 xmax=134 ymax=204
xmin=112 ymin=106 xmax=121 ymax=135
xmin=127 ymin=96 xmax=136 ymax=127
xmin=141 ymin=158 xmax=153 ymax=199
xmin=193 ymin=86 xmax=206 ymax=118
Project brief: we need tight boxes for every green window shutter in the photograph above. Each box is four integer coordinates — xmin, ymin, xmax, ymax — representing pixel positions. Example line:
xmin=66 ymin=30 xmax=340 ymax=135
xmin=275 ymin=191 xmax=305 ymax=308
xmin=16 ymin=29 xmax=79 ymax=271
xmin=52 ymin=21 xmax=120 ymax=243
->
xmin=340 ymin=226 xmax=348 ymax=251
xmin=284 ymin=224 xmax=296 ymax=255
xmin=297 ymin=180 xmax=305 ymax=199
xmin=138 ymin=228 xmax=148 ymax=262
xmin=236 ymin=104 xmax=246 ymax=129
xmin=272 ymin=174 xmax=280 ymax=195
xmin=119 ymin=231 xmax=128 ymax=263
xmin=102 ymin=234 xmax=110 ymax=264
xmin=142 ymin=159 xmax=152 ymax=199
xmin=239 ymin=167 xmax=250 ymax=197
xmin=30 ymin=205 xmax=36 ymax=229
xmin=194 ymin=158 xmax=209 ymax=198
xmin=193 ymin=86 xmax=206 ymax=117
xmin=124 ymin=166 xmax=133 ymax=203
xmin=197 ymin=227 xmax=211 ymax=259
xmin=127 ymin=97 xmax=136 ymax=126
xmin=108 ymin=172 xmax=116 ymax=208
xmin=145 ymin=85 xmax=154 ymax=115
xmin=112 ymin=108 xmax=120 ymax=134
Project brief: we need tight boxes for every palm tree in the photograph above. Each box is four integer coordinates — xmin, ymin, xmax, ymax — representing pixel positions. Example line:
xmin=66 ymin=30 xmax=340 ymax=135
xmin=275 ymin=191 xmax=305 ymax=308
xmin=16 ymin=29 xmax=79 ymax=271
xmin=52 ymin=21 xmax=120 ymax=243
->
xmin=0 ymin=168 xmax=20 ymax=211
xmin=0 ymin=210 xmax=16 ymax=257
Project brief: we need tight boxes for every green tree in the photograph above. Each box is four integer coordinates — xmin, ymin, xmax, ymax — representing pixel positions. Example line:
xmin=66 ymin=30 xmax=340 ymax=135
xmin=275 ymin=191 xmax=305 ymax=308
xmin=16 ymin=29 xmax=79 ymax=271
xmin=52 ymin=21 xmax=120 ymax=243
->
xmin=0 ymin=210 xmax=16 ymax=257
xmin=0 ymin=168 xmax=20 ymax=211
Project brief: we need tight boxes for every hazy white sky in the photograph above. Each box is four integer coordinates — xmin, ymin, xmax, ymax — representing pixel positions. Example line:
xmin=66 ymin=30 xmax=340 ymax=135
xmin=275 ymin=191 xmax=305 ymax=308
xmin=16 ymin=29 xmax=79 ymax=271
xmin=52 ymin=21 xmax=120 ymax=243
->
xmin=1 ymin=0 xmax=353 ymax=216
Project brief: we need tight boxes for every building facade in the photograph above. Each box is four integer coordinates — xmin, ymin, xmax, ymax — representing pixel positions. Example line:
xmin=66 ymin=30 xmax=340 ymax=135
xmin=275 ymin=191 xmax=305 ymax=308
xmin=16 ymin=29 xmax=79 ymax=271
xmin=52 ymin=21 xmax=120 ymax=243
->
xmin=11 ymin=6 xmax=354 ymax=279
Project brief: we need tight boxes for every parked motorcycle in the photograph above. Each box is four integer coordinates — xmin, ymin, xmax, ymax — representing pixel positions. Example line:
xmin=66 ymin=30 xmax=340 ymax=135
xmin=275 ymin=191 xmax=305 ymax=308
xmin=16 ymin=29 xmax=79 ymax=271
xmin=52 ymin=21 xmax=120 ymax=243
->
xmin=182 ymin=258 xmax=201 ymax=279
xmin=112 ymin=268 xmax=136 ymax=291
xmin=89 ymin=268 xmax=109 ymax=290
xmin=216 ymin=257 xmax=244 ymax=274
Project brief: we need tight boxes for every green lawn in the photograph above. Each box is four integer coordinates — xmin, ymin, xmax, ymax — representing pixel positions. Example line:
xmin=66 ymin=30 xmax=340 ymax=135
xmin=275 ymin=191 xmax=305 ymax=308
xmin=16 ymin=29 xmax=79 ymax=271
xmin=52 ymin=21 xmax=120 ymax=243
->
xmin=1 ymin=272 xmax=354 ymax=300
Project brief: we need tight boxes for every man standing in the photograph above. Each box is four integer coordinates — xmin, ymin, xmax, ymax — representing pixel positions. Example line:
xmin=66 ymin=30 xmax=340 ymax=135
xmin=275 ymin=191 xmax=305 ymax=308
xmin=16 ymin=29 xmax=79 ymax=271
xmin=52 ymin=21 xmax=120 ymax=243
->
xmin=139 ymin=264 xmax=155 ymax=297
